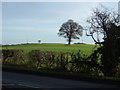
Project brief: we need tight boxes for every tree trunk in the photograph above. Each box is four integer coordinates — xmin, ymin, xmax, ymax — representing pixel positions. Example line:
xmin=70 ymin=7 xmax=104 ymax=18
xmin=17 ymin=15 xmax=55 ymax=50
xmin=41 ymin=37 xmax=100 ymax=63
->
xmin=68 ymin=37 xmax=71 ymax=44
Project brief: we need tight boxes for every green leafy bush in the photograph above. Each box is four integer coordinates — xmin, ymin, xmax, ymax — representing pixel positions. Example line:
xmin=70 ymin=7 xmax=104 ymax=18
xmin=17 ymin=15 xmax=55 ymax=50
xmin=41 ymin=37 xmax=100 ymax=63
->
xmin=29 ymin=50 xmax=101 ymax=76
xmin=29 ymin=50 xmax=69 ymax=70
xmin=2 ymin=49 xmax=25 ymax=65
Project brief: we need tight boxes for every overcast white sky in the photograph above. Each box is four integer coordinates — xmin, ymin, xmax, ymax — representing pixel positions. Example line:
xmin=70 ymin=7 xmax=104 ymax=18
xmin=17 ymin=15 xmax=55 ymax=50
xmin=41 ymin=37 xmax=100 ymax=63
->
xmin=1 ymin=1 xmax=119 ymax=44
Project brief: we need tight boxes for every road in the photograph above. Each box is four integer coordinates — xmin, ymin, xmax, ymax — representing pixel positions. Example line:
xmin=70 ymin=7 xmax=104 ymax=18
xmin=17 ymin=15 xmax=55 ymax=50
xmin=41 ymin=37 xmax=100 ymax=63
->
xmin=2 ymin=71 xmax=120 ymax=89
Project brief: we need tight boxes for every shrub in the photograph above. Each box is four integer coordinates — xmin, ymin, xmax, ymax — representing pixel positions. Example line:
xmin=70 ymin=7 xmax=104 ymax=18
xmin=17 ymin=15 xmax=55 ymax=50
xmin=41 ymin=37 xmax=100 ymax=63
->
xmin=29 ymin=50 xmax=101 ymax=76
xmin=2 ymin=49 xmax=25 ymax=65
xmin=2 ymin=49 xmax=104 ymax=76
xmin=29 ymin=50 xmax=69 ymax=70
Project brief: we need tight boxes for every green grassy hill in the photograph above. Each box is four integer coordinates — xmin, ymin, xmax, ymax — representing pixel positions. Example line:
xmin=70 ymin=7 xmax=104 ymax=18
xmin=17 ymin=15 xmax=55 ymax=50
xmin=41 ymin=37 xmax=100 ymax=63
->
xmin=2 ymin=43 xmax=98 ymax=55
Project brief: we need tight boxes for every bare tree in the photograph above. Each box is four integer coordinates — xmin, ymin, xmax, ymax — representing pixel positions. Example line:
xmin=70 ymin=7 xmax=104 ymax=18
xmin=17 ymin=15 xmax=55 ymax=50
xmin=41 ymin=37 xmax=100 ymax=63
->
xmin=86 ymin=7 xmax=119 ymax=45
xmin=86 ymin=7 xmax=120 ymax=76
xmin=58 ymin=19 xmax=83 ymax=44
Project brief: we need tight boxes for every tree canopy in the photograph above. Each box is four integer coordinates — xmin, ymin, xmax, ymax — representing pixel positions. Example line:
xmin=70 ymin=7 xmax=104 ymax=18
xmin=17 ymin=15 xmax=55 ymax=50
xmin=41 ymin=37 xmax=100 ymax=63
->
xmin=58 ymin=19 xmax=83 ymax=44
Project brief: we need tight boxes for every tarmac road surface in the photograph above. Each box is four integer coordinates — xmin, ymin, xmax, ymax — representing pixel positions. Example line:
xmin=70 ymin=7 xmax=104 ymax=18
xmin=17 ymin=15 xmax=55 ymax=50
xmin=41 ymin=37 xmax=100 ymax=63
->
xmin=2 ymin=71 xmax=120 ymax=89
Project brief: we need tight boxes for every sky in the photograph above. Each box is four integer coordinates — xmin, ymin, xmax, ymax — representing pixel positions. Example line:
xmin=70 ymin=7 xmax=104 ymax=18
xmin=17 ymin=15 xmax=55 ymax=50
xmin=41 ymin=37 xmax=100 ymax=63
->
xmin=2 ymin=1 xmax=118 ymax=45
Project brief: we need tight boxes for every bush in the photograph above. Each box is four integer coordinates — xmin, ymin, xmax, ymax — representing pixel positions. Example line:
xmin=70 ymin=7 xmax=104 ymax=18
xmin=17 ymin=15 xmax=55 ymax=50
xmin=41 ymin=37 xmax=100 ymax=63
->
xmin=2 ymin=49 xmax=103 ymax=76
xmin=29 ymin=50 xmax=69 ymax=70
xmin=29 ymin=50 xmax=101 ymax=76
xmin=2 ymin=49 xmax=25 ymax=65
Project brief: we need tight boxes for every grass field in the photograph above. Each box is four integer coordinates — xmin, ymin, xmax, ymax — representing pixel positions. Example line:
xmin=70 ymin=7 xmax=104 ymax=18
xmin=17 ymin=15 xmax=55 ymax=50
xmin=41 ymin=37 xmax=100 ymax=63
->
xmin=2 ymin=43 xmax=98 ymax=55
